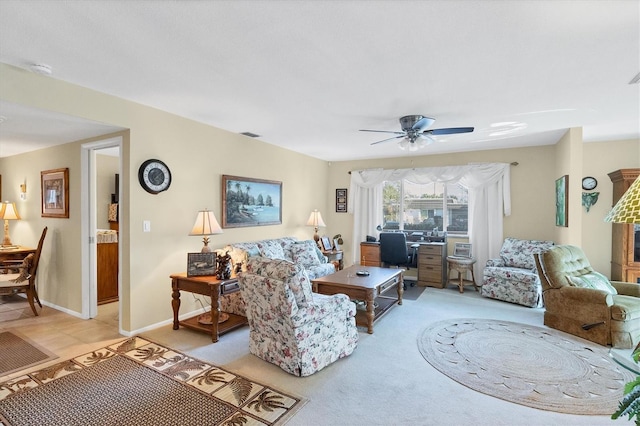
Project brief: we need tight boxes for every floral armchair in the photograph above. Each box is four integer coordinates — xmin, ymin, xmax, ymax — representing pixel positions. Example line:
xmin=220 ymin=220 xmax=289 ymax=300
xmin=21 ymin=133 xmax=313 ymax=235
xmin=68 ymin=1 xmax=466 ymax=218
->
xmin=238 ymin=256 xmax=358 ymax=376
xmin=481 ymin=237 xmax=554 ymax=307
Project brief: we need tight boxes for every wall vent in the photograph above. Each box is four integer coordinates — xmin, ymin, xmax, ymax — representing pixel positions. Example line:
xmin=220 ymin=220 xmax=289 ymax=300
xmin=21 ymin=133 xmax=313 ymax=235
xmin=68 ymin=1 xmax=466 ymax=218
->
xmin=240 ymin=132 xmax=261 ymax=138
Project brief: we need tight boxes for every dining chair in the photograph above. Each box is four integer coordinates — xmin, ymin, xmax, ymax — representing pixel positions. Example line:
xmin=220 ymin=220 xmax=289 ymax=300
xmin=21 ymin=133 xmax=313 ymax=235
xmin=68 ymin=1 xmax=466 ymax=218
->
xmin=0 ymin=227 xmax=47 ymax=316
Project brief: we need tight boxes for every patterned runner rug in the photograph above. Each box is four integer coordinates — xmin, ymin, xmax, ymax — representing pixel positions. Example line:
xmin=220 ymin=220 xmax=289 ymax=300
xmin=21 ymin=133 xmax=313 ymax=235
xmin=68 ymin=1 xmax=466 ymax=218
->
xmin=0 ymin=331 xmax=57 ymax=377
xmin=417 ymin=319 xmax=636 ymax=415
xmin=0 ymin=336 xmax=306 ymax=426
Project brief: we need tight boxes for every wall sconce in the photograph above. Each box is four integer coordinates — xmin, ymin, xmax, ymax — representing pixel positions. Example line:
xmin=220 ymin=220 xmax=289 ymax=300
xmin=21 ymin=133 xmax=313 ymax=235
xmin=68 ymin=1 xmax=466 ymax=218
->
xmin=581 ymin=192 xmax=599 ymax=212
xmin=19 ymin=183 xmax=27 ymax=200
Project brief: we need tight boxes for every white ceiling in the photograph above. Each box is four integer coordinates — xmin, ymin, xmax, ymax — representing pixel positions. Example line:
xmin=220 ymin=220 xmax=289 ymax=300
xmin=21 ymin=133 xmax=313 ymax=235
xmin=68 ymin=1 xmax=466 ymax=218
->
xmin=0 ymin=1 xmax=638 ymax=161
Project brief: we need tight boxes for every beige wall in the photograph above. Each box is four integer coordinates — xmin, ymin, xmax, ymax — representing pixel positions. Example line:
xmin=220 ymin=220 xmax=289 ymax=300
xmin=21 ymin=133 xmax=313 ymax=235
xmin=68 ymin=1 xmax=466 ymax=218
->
xmin=0 ymin=63 xmax=330 ymax=332
xmin=1 ymin=62 xmax=639 ymax=333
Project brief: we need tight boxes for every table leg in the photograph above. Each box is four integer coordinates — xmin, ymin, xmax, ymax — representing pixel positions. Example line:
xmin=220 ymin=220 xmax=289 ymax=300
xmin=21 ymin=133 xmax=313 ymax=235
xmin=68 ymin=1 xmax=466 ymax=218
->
xmin=397 ymin=275 xmax=403 ymax=305
xmin=471 ymin=267 xmax=479 ymax=291
xmin=365 ymin=289 xmax=375 ymax=334
xmin=171 ymin=279 xmax=180 ymax=330
xmin=458 ymin=269 xmax=464 ymax=293
xmin=211 ymin=285 xmax=220 ymax=343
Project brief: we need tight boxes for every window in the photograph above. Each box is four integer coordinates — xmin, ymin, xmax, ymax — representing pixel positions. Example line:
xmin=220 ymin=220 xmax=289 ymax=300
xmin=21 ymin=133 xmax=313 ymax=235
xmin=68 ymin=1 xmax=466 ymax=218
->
xmin=382 ymin=180 xmax=468 ymax=235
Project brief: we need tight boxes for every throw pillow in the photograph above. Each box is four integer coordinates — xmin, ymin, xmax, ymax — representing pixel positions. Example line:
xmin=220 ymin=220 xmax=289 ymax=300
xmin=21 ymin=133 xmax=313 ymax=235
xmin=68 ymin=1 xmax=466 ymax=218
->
xmin=246 ymin=246 xmax=261 ymax=258
xmin=256 ymin=240 xmax=286 ymax=260
xmin=290 ymin=243 xmax=322 ymax=268
xmin=567 ymin=271 xmax=618 ymax=294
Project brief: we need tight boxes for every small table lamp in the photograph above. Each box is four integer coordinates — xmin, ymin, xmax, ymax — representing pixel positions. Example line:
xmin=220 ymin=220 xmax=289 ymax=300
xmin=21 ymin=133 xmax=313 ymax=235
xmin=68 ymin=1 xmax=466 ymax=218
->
xmin=605 ymin=176 xmax=640 ymax=224
xmin=0 ymin=201 xmax=21 ymax=247
xmin=189 ymin=209 xmax=223 ymax=252
xmin=306 ymin=209 xmax=326 ymax=245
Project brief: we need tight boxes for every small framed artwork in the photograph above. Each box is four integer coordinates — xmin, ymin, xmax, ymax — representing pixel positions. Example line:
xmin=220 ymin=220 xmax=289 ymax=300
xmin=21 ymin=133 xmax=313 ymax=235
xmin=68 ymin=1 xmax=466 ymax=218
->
xmin=321 ymin=236 xmax=333 ymax=251
xmin=336 ymin=188 xmax=347 ymax=213
xmin=222 ymin=175 xmax=282 ymax=228
xmin=555 ymin=175 xmax=568 ymax=227
xmin=453 ymin=243 xmax=472 ymax=258
xmin=333 ymin=238 xmax=341 ymax=251
xmin=187 ymin=252 xmax=216 ymax=277
xmin=41 ymin=168 xmax=69 ymax=218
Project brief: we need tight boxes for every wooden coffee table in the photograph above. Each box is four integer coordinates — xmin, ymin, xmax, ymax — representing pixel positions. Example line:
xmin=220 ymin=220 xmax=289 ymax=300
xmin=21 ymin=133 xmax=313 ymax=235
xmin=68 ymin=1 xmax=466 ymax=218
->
xmin=312 ymin=265 xmax=403 ymax=334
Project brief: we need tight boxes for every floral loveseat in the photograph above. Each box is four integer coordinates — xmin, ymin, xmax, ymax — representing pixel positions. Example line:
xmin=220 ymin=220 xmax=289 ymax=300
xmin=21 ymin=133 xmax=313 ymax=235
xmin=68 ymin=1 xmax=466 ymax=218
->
xmin=480 ymin=237 xmax=554 ymax=307
xmin=217 ymin=237 xmax=336 ymax=317
xmin=238 ymin=256 xmax=358 ymax=376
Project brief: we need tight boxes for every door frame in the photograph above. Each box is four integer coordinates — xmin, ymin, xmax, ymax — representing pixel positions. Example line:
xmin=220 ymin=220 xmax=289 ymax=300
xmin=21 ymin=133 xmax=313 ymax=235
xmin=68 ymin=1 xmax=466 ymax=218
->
xmin=81 ymin=136 xmax=122 ymax=325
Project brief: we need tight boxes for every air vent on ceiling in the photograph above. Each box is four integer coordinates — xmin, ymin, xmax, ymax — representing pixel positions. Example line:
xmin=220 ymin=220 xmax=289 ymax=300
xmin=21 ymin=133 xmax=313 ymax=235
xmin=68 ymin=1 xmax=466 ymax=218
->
xmin=240 ymin=132 xmax=261 ymax=138
xmin=629 ymin=72 xmax=640 ymax=85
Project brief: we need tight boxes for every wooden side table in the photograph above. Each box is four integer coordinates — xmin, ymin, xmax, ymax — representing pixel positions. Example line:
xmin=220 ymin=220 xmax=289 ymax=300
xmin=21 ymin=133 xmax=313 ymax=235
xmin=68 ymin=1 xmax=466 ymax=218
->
xmin=446 ymin=256 xmax=479 ymax=293
xmin=170 ymin=273 xmax=247 ymax=342
xmin=322 ymin=249 xmax=344 ymax=270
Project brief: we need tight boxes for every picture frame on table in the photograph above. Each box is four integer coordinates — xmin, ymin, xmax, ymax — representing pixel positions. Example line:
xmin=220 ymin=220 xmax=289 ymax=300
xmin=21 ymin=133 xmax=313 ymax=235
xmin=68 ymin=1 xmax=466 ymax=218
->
xmin=41 ymin=168 xmax=69 ymax=218
xmin=555 ymin=175 xmax=568 ymax=227
xmin=333 ymin=239 xmax=341 ymax=251
xmin=222 ymin=175 xmax=282 ymax=228
xmin=336 ymin=188 xmax=347 ymax=212
xmin=321 ymin=236 xmax=333 ymax=251
xmin=187 ymin=252 xmax=216 ymax=277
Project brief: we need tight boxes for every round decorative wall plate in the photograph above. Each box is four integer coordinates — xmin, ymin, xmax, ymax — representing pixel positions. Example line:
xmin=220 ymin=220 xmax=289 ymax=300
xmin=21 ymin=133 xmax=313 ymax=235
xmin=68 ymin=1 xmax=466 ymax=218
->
xmin=138 ymin=159 xmax=171 ymax=194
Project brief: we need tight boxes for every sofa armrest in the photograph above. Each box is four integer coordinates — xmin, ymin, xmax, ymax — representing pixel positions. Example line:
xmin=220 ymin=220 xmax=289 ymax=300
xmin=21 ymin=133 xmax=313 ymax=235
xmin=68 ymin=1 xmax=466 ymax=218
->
xmin=554 ymin=286 xmax=613 ymax=305
xmin=290 ymin=293 xmax=354 ymax=327
xmin=485 ymin=258 xmax=505 ymax=267
xmin=611 ymin=281 xmax=640 ymax=297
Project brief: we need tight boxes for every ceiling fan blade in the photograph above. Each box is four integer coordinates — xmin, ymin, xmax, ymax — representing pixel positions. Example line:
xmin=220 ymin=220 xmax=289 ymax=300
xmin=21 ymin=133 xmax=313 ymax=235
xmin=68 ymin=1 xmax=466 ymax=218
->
xmin=370 ymin=135 xmax=406 ymax=145
xmin=360 ymin=129 xmax=405 ymax=135
xmin=426 ymin=127 xmax=474 ymax=135
xmin=411 ymin=116 xmax=435 ymax=130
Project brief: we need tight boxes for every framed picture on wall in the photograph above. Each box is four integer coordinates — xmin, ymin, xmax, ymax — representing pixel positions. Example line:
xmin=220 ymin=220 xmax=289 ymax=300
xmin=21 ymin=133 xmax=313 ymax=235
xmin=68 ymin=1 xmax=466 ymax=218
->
xmin=41 ymin=168 xmax=69 ymax=218
xmin=336 ymin=188 xmax=347 ymax=212
xmin=555 ymin=175 xmax=568 ymax=227
xmin=222 ymin=175 xmax=282 ymax=228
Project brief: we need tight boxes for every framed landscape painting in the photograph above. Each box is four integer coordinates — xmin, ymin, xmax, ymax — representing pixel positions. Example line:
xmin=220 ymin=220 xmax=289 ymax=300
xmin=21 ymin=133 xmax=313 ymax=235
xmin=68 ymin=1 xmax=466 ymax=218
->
xmin=222 ymin=175 xmax=282 ymax=228
xmin=41 ymin=168 xmax=69 ymax=218
xmin=555 ymin=175 xmax=568 ymax=227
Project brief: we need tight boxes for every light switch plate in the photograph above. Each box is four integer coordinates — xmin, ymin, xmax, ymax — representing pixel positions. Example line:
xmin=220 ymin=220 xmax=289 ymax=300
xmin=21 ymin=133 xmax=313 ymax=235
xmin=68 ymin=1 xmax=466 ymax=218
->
xmin=143 ymin=220 xmax=151 ymax=232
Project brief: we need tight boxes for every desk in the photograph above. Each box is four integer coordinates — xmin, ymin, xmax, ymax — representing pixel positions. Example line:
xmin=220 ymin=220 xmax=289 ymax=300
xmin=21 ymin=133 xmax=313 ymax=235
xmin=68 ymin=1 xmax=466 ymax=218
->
xmin=0 ymin=246 xmax=36 ymax=262
xmin=170 ymin=273 xmax=247 ymax=342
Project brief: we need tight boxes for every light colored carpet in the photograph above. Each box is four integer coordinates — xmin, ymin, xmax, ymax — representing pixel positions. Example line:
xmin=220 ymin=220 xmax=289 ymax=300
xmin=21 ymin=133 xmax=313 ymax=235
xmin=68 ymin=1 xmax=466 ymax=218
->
xmin=417 ymin=318 xmax=636 ymax=415
xmin=0 ymin=336 xmax=305 ymax=426
xmin=0 ymin=331 xmax=57 ymax=376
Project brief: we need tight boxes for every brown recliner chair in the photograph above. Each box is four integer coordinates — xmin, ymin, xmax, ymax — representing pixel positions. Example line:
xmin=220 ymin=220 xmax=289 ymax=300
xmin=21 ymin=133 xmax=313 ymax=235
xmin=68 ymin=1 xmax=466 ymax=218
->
xmin=534 ymin=245 xmax=640 ymax=349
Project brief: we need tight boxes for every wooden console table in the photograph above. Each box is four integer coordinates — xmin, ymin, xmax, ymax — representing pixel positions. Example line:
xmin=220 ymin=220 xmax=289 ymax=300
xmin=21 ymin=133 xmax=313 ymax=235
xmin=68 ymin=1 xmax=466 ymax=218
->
xmin=0 ymin=246 xmax=36 ymax=261
xmin=170 ymin=273 xmax=247 ymax=342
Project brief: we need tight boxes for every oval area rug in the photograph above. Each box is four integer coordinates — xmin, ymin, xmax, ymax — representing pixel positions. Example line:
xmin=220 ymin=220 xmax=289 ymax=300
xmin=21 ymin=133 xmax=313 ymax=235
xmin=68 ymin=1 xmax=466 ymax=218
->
xmin=417 ymin=319 xmax=636 ymax=415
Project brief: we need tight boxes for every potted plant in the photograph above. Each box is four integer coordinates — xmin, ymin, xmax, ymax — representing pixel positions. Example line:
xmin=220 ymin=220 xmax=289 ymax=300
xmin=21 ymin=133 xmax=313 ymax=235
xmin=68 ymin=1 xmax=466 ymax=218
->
xmin=612 ymin=342 xmax=640 ymax=425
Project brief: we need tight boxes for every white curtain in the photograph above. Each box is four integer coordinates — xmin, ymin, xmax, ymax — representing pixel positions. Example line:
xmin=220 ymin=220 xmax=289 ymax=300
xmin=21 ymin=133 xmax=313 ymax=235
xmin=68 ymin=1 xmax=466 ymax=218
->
xmin=349 ymin=163 xmax=511 ymax=268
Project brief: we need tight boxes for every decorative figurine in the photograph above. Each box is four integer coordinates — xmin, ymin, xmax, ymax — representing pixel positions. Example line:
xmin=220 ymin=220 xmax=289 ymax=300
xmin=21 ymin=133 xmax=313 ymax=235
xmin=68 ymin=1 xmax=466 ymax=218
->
xmin=216 ymin=251 xmax=232 ymax=280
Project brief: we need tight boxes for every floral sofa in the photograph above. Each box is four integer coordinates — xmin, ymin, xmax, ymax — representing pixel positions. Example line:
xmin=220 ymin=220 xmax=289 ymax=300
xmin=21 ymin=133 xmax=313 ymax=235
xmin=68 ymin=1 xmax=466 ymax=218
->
xmin=217 ymin=237 xmax=336 ymax=317
xmin=238 ymin=256 xmax=358 ymax=376
xmin=480 ymin=237 xmax=554 ymax=307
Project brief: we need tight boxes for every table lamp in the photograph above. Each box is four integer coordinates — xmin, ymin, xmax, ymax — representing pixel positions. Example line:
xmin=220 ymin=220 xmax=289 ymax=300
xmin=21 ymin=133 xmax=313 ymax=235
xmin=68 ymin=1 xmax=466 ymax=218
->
xmin=306 ymin=209 xmax=326 ymax=245
xmin=605 ymin=176 xmax=640 ymax=224
xmin=189 ymin=209 xmax=223 ymax=252
xmin=0 ymin=201 xmax=20 ymax=248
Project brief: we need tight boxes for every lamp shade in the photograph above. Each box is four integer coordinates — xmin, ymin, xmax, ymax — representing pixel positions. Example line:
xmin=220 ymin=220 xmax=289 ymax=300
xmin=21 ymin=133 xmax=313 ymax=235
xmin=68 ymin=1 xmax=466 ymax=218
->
xmin=189 ymin=209 xmax=223 ymax=236
xmin=0 ymin=202 xmax=20 ymax=220
xmin=306 ymin=210 xmax=326 ymax=227
xmin=605 ymin=176 xmax=640 ymax=224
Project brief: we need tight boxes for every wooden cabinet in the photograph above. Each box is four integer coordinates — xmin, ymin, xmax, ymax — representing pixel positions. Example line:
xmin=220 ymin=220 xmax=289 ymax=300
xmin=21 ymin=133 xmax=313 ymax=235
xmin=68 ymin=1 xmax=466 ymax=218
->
xmin=609 ymin=169 xmax=640 ymax=283
xmin=97 ymin=241 xmax=118 ymax=304
xmin=360 ymin=242 xmax=381 ymax=266
xmin=417 ymin=243 xmax=447 ymax=288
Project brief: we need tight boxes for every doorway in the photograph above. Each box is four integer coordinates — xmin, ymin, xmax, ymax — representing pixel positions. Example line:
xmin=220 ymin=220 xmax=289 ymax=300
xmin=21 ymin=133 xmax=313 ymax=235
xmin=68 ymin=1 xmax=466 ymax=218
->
xmin=81 ymin=137 xmax=122 ymax=331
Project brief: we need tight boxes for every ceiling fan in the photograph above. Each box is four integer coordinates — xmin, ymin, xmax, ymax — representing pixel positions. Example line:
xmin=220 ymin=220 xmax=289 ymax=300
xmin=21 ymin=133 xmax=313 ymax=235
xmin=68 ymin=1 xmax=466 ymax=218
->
xmin=360 ymin=115 xmax=474 ymax=151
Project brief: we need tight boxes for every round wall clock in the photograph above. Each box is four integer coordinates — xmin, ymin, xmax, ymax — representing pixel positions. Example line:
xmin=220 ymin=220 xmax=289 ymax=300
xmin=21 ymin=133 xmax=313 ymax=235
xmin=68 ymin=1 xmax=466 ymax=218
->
xmin=581 ymin=176 xmax=598 ymax=191
xmin=138 ymin=159 xmax=172 ymax=194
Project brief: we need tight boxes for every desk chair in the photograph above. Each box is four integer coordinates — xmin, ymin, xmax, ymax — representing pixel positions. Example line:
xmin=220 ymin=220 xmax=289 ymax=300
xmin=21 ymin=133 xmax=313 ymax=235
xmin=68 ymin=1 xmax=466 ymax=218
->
xmin=379 ymin=232 xmax=414 ymax=288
